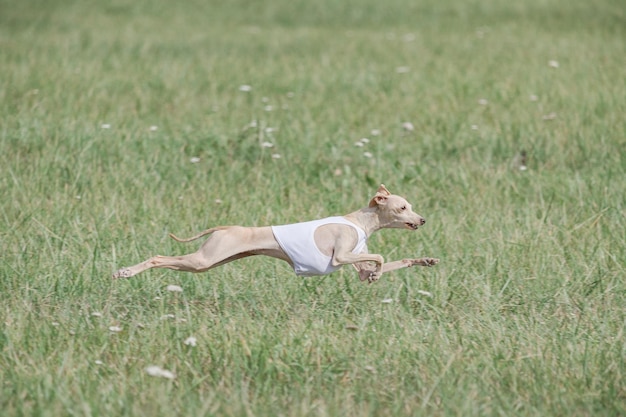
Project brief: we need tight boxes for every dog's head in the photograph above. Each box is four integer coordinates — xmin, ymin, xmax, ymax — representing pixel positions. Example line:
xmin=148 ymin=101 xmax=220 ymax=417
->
xmin=369 ymin=184 xmax=426 ymax=230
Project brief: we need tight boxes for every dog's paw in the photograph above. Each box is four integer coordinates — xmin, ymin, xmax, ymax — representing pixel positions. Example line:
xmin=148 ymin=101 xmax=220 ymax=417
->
xmin=419 ymin=257 xmax=439 ymax=267
xmin=367 ymin=271 xmax=382 ymax=284
xmin=407 ymin=258 xmax=439 ymax=267
xmin=112 ymin=268 xmax=133 ymax=279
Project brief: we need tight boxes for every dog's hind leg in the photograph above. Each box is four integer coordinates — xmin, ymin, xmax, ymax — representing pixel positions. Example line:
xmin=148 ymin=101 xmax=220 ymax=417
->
xmin=112 ymin=252 xmax=217 ymax=278
xmin=113 ymin=229 xmax=245 ymax=279
xmin=112 ymin=226 xmax=290 ymax=279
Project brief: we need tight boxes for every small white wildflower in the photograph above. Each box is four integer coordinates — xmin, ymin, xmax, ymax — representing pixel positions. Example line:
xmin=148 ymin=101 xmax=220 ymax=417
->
xmin=214 ymin=199 xmax=223 ymax=204
xmin=363 ymin=151 xmax=373 ymax=158
xmin=471 ymin=124 xmax=479 ymax=130
xmin=239 ymin=84 xmax=252 ymax=92
xmin=370 ymin=129 xmax=381 ymax=136
xmin=354 ymin=141 xmax=365 ymax=147
xmin=166 ymin=284 xmax=183 ymax=293
xmin=403 ymin=33 xmax=415 ymax=42
xmin=75 ymin=195 xmax=81 ymax=200
xmin=261 ymin=96 xmax=270 ymax=103
xmin=91 ymin=312 xmax=102 ymax=317
xmin=402 ymin=122 xmax=415 ymax=132
xmin=417 ymin=290 xmax=433 ymax=298
xmin=184 ymin=336 xmax=197 ymax=347
xmin=519 ymin=165 xmax=528 ymax=171
xmin=264 ymin=105 xmax=273 ymax=112
xmin=478 ymin=98 xmax=489 ymax=106
xmin=109 ymin=326 xmax=122 ymax=332
xmin=529 ymin=94 xmax=538 ymax=101
xmin=395 ymin=66 xmax=410 ymax=73
xmin=249 ymin=120 xmax=258 ymax=128
xmin=264 ymin=127 xmax=277 ymax=134
xmin=190 ymin=157 xmax=200 ymax=163
xmin=95 ymin=360 xmax=103 ymax=365
xmin=360 ymin=137 xmax=370 ymax=144
xmin=145 ymin=365 xmax=161 ymax=376
xmin=261 ymin=141 xmax=274 ymax=148
xmin=159 ymin=369 xmax=176 ymax=379
xmin=381 ymin=298 xmax=394 ymax=304
xmin=271 ymin=153 xmax=281 ymax=159
xmin=548 ymin=60 xmax=559 ymax=68
xmin=145 ymin=365 xmax=176 ymax=380
xmin=101 ymin=123 xmax=111 ymax=129
xmin=364 ymin=365 xmax=377 ymax=373
xmin=149 ymin=125 xmax=158 ymax=131
xmin=52 ymin=322 xmax=60 ymax=327
xmin=160 ymin=314 xmax=176 ymax=320
xmin=154 ymin=296 xmax=161 ymax=301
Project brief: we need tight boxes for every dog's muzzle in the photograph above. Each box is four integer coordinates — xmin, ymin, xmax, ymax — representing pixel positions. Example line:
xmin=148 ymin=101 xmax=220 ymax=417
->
xmin=406 ymin=218 xmax=426 ymax=230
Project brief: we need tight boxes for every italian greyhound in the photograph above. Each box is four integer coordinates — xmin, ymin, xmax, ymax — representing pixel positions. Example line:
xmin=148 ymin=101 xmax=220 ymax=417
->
xmin=112 ymin=184 xmax=439 ymax=283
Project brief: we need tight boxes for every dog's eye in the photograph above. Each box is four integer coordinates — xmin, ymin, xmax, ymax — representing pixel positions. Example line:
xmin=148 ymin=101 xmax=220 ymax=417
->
xmin=401 ymin=205 xmax=407 ymax=211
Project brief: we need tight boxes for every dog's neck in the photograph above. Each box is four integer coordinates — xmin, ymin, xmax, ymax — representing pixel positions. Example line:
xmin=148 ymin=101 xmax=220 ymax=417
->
xmin=344 ymin=207 xmax=385 ymax=237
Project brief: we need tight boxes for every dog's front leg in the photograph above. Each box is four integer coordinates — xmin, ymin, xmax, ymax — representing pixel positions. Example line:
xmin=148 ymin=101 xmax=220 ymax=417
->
xmin=334 ymin=251 xmax=384 ymax=283
xmin=384 ymin=258 xmax=440 ymax=271
xmin=354 ymin=258 xmax=439 ymax=283
xmin=350 ymin=255 xmax=384 ymax=283
xmin=353 ymin=263 xmax=382 ymax=283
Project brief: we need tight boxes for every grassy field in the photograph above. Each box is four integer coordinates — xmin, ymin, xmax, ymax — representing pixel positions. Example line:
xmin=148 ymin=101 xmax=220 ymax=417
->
xmin=1 ymin=0 xmax=625 ymax=415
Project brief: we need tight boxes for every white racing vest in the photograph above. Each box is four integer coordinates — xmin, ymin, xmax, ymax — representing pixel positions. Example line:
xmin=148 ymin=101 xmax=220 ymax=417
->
xmin=271 ymin=216 xmax=367 ymax=276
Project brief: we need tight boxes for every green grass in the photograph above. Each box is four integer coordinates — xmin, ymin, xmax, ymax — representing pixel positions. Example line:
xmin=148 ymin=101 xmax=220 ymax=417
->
xmin=1 ymin=0 xmax=625 ymax=415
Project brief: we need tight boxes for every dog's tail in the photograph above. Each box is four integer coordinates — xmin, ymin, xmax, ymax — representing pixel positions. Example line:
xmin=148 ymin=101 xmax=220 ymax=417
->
xmin=169 ymin=226 xmax=231 ymax=243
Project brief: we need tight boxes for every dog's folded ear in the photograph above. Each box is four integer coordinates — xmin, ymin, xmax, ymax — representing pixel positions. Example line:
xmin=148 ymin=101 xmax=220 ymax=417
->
xmin=376 ymin=184 xmax=391 ymax=196
xmin=369 ymin=184 xmax=391 ymax=207
xmin=369 ymin=195 xmax=388 ymax=207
